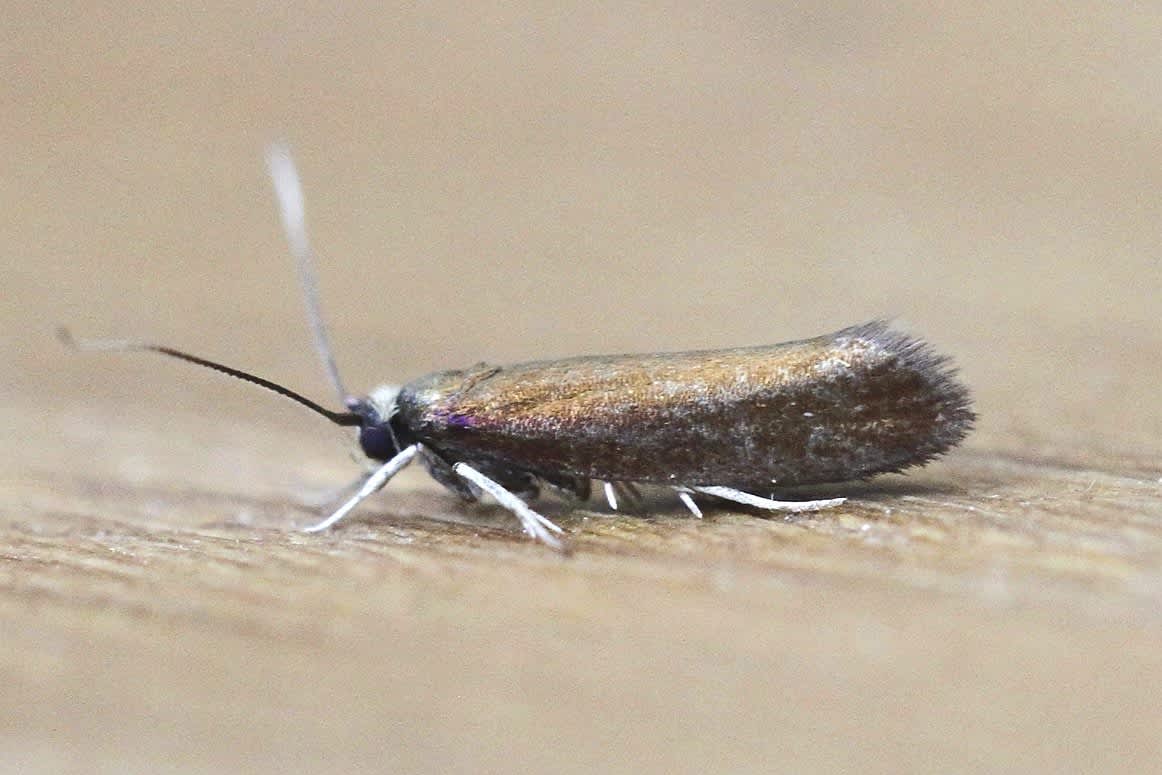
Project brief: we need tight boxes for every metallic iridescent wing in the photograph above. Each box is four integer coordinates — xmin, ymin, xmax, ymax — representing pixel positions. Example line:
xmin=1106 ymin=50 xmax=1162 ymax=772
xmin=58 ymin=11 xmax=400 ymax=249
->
xmin=396 ymin=322 xmax=974 ymax=490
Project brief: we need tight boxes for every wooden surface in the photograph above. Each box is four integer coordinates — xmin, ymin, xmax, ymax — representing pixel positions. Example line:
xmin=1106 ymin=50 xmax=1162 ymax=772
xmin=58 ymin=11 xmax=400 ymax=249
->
xmin=5 ymin=3 xmax=1162 ymax=773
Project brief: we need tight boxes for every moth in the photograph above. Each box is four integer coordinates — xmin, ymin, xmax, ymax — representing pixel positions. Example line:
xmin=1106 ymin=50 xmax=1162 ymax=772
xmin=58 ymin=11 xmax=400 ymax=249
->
xmin=65 ymin=146 xmax=974 ymax=551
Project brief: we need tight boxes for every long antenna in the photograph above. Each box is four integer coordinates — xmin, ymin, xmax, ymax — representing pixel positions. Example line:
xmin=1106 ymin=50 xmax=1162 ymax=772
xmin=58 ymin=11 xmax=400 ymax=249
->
xmin=58 ymin=328 xmax=362 ymax=427
xmin=265 ymin=142 xmax=350 ymax=405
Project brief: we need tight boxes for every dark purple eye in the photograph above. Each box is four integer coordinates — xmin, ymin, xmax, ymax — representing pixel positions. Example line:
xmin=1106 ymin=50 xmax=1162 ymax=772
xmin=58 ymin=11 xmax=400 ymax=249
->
xmin=359 ymin=424 xmax=397 ymax=461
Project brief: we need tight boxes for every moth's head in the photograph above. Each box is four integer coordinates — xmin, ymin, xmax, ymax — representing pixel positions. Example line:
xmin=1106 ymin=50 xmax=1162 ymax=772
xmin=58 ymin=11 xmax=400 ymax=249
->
xmin=348 ymin=384 xmax=409 ymax=461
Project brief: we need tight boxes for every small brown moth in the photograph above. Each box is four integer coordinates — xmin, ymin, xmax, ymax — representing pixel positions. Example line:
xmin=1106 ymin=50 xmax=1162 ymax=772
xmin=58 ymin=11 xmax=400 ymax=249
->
xmin=65 ymin=146 xmax=974 ymax=551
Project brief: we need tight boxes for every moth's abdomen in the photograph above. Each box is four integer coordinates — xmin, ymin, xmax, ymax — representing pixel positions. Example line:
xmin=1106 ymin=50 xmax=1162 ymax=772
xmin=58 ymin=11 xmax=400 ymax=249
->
xmin=398 ymin=322 xmax=974 ymax=489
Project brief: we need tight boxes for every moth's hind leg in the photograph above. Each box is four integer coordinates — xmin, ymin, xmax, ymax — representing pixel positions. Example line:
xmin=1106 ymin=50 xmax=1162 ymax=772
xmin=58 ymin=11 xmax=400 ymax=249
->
xmin=691 ymin=485 xmax=845 ymax=514
xmin=453 ymin=462 xmax=568 ymax=552
xmin=672 ymin=487 xmax=703 ymax=518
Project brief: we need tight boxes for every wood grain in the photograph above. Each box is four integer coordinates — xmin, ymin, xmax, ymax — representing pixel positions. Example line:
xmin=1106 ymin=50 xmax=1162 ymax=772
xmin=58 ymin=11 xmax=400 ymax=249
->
xmin=5 ymin=406 xmax=1161 ymax=772
xmin=5 ymin=2 xmax=1162 ymax=772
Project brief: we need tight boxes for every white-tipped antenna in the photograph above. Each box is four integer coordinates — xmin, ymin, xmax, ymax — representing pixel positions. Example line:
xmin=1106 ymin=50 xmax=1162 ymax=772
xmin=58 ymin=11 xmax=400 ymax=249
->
xmin=266 ymin=142 xmax=349 ymax=405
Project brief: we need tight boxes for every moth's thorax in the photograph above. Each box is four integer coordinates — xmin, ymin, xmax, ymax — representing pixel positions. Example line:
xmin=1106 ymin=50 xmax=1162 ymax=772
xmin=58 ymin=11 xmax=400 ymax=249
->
xmin=394 ymin=365 xmax=501 ymax=429
xmin=403 ymin=366 xmax=494 ymax=399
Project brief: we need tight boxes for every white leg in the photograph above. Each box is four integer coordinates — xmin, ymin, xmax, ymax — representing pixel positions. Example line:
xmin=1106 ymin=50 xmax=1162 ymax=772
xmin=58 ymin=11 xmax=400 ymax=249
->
xmin=692 ymin=486 xmax=845 ymax=513
xmin=673 ymin=487 xmax=703 ymax=518
xmin=453 ymin=463 xmax=566 ymax=551
xmin=302 ymin=465 xmax=381 ymax=509
xmin=303 ymin=445 xmax=419 ymax=532
xmin=603 ymin=481 xmax=619 ymax=510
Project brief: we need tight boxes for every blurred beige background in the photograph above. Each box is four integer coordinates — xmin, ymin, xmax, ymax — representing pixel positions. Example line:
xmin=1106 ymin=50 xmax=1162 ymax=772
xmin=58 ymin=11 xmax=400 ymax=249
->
xmin=3 ymin=2 xmax=1162 ymax=773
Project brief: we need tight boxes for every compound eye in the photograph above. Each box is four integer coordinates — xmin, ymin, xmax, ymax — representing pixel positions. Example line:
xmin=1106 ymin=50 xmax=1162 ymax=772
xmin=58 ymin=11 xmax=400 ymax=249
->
xmin=359 ymin=424 xmax=397 ymax=461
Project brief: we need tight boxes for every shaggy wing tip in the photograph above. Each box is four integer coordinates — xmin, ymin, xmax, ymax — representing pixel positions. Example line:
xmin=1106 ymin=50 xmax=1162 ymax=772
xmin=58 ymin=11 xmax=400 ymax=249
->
xmin=843 ymin=319 xmax=977 ymax=458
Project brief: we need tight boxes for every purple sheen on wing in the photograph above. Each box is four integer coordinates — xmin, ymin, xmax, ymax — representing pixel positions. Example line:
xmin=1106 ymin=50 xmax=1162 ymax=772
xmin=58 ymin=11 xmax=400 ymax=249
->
xmin=447 ymin=412 xmax=479 ymax=429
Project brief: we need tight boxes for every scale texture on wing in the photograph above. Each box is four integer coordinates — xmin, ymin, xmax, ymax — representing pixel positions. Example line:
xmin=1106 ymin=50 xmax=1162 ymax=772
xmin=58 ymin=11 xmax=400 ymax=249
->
xmin=394 ymin=322 xmax=974 ymax=489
